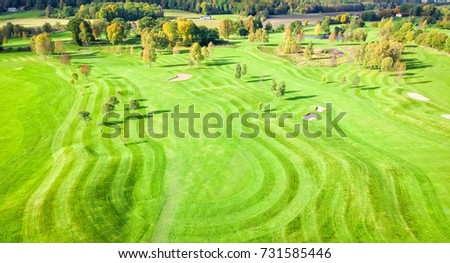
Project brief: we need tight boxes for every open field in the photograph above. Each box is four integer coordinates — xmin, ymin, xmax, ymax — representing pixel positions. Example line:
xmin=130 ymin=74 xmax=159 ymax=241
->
xmin=0 ymin=10 xmax=69 ymax=27
xmin=164 ymin=9 xmax=240 ymax=28
xmin=265 ymin=11 xmax=361 ymax=27
xmin=1 ymin=6 xmax=450 ymax=243
xmin=1 ymin=27 xmax=450 ymax=242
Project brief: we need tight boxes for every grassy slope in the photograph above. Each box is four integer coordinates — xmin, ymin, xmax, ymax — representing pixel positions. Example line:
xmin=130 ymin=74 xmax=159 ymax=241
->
xmin=0 ymin=30 xmax=449 ymax=242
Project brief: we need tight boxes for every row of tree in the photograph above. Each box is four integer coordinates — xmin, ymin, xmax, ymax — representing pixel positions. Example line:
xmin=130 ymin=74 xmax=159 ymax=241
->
xmin=217 ymin=15 xmax=264 ymax=39
xmin=0 ymin=1 xmax=382 ymax=16
xmin=75 ymin=2 xmax=164 ymax=21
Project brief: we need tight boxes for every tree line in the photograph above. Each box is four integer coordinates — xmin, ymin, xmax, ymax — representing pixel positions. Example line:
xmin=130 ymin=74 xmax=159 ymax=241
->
xmin=1 ymin=1 xmax=402 ymax=17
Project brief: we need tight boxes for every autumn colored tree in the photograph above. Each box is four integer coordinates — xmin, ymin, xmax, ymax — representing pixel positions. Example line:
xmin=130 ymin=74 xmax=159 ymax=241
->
xmin=278 ymin=26 xmax=298 ymax=54
xmin=54 ymin=40 xmax=64 ymax=54
xmin=177 ymin=17 xmax=195 ymax=44
xmin=31 ymin=33 xmax=54 ymax=58
xmin=328 ymin=30 xmax=336 ymax=43
xmin=162 ymin=21 xmax=179 ymax=44
xmin=207 ymin=41 xmax=214 ymax=55
xmin=80 ymin=65 xmax=91 ymax=80
xmin=201 ymin=46 xmax=209 ymax=61
xmin=142 ymin=44 xmax=157 ymax=67
xmin=60 ymin=54 xmax=71 ymax=66
xmin=107 ymin=22 xmax=125 ymax=45
xmin=189 ymin=42 xmax=204 ymax=64
xmin=218 ymin=19 xmax=233 ymax=39
xmin=304 ymin=41 xmax=314 ymax=60
xmin=314 ymin=22 xmax=321 ymax=36
xmin=172 ymin=43 xmax=181 ymax=55
xmin=79 ymin=21 xmax=91 ymax=46
xmin=381 ymin=57 xmax=394 ymax=73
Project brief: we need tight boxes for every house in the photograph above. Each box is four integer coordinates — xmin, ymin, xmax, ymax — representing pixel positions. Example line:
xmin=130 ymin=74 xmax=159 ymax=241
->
xmin=7 ymin=8 xmax=18 ymax=13
xmin=200 ymin=15 xmax=212 ymax=20
xmin=396 ymin=13 xmax=402 ymax=18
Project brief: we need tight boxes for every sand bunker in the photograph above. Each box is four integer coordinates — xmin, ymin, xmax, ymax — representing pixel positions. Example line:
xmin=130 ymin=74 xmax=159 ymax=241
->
xmin=13 ymin=67 xmax=23 ymax=71
xmin=315 ymin=106 xmax=326 ymax=113
xmin=169 ymin=74 xmax=192 ymax=82
xmin=303 ymin=113 xmax=319 ymax=121
xmin=442 ymin=114 xmax=450 ymax=120
xmin=408 ymin=93 xmax=429 ymax=101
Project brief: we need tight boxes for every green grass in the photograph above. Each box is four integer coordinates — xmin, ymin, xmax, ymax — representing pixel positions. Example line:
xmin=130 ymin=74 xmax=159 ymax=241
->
xmin=0 ymin=10 xmax=43 ymax=21
xmin=0 ymin=31 xmax=450 ymax=242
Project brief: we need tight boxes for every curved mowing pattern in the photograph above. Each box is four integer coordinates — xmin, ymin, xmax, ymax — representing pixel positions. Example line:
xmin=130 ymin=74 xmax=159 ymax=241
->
xmin=0 ymin=39 xmax=449 ymax=242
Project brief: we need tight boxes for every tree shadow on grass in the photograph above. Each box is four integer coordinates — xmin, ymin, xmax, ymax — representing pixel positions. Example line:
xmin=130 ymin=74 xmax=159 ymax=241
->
xmin=246 ymin=78 xmax=272 ymax=83
xmin=361 ymin=86 xmax=380 ymax=90
xmin=262 ymin=108 xmax=277 ymax=113
xmin=160 ymin=63 xmax=187 ymax=68
xmin=206 ymin=59 xmax=236 ymax=66
xmin=103 ymin=120 xmax=124 ymax=126
xmin=402 ymin=58 xmax=431 ymax=70
xmin=285 ymin=95 xmax=317 ymax=101
xmin=126 ymin=140 xmax=148 ymax=146
xmin=70 ymin=52 xmax=99 ymax=59
xmin=407 ymin=80 xmax=432 ymax=85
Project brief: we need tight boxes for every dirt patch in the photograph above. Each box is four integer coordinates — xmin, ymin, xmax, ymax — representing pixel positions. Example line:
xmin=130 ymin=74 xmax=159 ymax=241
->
xmin=408 ymin=93 xmax=429 ymax=102
xmin=315 ymin=106 xmax=326 ymax=113
xmin=169 ymin=74 xmax=192 ymax=82
xmin=303 ymin=113 xmax=319 ymax=121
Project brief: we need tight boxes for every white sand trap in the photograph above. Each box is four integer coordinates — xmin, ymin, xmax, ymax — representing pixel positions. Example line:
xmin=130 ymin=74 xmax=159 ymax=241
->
xmin=13 ymin=67 xmax=23 ymax=71
xmin=442 ymin=114 xmax=450 ymax=119
xmin=303 ymin=113 xmax=319 ymax=121
xmin=169 ymin=74 xmax=192 ymax=82
xmin=315 ymin=106 xmax=326 ymax=113
xmin=408 ymin=92 xmax=429 ymax=101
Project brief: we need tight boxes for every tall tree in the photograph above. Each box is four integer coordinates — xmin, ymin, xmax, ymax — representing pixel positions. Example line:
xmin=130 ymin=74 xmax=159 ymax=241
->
xmin=276 ymin=81 xmax=286 ymax=99
xmin=201 ymin=46 xmax=209 ymax=61
xmin=142 ymin=44 xmax=157 ymax=67
xmin=218 ymin=19 xmax=233 ymax=39
xmin=80 ymin=65 xmax=91 ymax=80
xmin=78 ymin=111 xmax=92 ymax=127
xmin=189 ymin=42 xmax=204 ymax=64
xmin=304 ymin=41 xmax=314 ymax=60
xmin=314 ymin=22 xmax=321 ymax=36
xmin=271 ymin=79 xmax=277 ymax=91
xmin=79 ymin=21 xmax=91 ymax=46
xmin=107 ymin=22 xmax=125 ymax=45
xmin=177 ymin=17 xmax=195 ymax=44
xmin=60 ymin=54 xmax=71 ymax=66
xmin=129 ymin=99 xmax=140 ymax=112
xmin=328 ymin=30 xmax=336 ymax=43
xmin=31 ymin=33 xmax=54 ymax=58
xmin=54 ymin=40 xmax=64 ymax=54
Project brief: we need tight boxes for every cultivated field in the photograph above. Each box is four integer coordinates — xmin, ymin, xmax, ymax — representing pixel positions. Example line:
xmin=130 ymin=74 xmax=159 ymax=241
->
xmin=0 ymin=11 xmax=450 ymax=243
xmin=265 ymin=11 xmax=361 ymax=27
xmin=0 ymin=10 xmax=69 ymax=27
